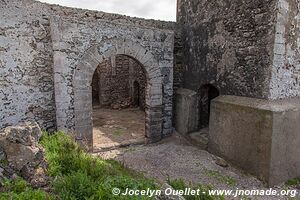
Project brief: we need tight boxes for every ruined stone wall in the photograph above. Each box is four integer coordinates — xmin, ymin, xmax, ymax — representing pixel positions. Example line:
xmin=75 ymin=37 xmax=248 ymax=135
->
xmin=0 ymin=0 xmax=174 ymax=135
xmin=177 ymin=0 xmax=277 ymax=99
xmin=172 ymin=31 xmax=184 ymax=126
xmin=0 ymin=0 xmax=56 ymax=131
xmin=269 ymin=0 xmax=300 ymax=99
xmin=92 ymin=55 xmax=146 ymax=110
xmin=173 ymin=31 xmax=184 ymax=91
xmin=128 ymin=57 xmax=147 ymax=110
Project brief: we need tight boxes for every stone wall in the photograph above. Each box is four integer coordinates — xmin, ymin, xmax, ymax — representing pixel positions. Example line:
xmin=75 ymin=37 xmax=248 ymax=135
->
xmin=269 ymin=0 xmax=300 ymax=99
xmin=0 ymin=0 xmax=56 ymax=131
xmin=0 ymin=0 xmax=175 ymax=139
xmin=177 ymin=0 xmax=300 ymax=100
xmin=92 ymin=55 xmax=146 ymax=110
xmin=173 ymin=31 xmax=184 ymax=91
xmin=177 ymin=0 xmax=277 ymax=99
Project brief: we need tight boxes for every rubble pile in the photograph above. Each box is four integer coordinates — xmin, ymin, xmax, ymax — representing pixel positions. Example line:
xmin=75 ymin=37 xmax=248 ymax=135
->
xmin=0 ymin=122 xmax=49 ymax=188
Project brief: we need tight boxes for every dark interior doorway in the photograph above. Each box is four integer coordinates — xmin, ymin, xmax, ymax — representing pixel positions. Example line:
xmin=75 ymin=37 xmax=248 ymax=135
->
xmin=91 ymin=54 xmax=147 ymax=151
xmin=133 ymin=81 xmax=141 ymax=108
xmin=92 ymin=72 xmax=100 ymax=106
xmin=198 ymin=84 xmax=219 ymax=129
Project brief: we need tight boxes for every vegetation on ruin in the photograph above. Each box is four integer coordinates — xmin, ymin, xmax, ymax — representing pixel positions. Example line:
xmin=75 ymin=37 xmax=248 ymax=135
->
xmin=1 ymin=132 xmax=222 ymax=200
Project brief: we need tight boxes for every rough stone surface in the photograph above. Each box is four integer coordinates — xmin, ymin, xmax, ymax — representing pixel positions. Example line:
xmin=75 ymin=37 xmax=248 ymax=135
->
xmin=0 ymin=1 xmax=57 ymax=131
xmin=92 ymin=55 xmax=146 ymax=110
xmin=177 ymin=0 xmax=277 ymax=99
xmin=2 ymin=121 xmax=42 ymax=146
xmin=0 ymin=122 xmax=42 ymax=170
xmin=177 ymin=0 xmax=300 ymax=100
xmin=0 ymin=122 xmax=49 ymax=188
xmin=209 ymin=95 xmax=300 ymax=186
xmin=269 ymin=0 xmax=300 ymax=99
xmin=0 ymin=0 xmax=175 ymax=146
xmin=174 ymin=88 xmax=198 ymax=135
xmin=173 ymin=31 xmax=184 ymax=91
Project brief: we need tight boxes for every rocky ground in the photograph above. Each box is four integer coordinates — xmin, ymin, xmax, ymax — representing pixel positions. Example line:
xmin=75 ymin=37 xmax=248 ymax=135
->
xmin=94 ymin=133 xmax=298 ymax=200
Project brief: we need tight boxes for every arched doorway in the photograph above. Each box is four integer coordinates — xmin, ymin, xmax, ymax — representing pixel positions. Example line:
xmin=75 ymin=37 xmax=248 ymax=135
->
xmin=198 ymin=84 xmax=219 ymax=129
xmin=91 ymin=55 xmax=147 ymax=150
xmin=72 ymin=39 xmax=164 ymax=151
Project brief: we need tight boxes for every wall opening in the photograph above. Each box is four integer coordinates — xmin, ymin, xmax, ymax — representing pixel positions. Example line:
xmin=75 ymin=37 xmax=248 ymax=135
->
xmin=71 ymin=40 xmax=167 ymax=150
xmin=133 ymin=81 xmax=141 ymax=108
xmin=198 ymin=84 xmax=219 ymax=129
xmin=92 ymin=71 xmax=100 ymax=106
xmin=91 ymin=54 xmax=147 ymax=150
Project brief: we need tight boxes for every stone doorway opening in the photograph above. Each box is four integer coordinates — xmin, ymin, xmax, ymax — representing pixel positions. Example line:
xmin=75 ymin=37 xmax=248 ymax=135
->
xmin=198 ymin=84 xmax=220 ymax=129
xmin=91 ymin=55 xmax=147 ymax=151
xmin=71 ymin=40 xmax=168 ymax=151
xmin=188 ymin=84 xmax=219 ymax=149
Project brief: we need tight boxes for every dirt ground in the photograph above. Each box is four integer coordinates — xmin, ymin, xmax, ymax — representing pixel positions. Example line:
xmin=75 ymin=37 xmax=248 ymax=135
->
xmin=91 ymin=107 xmax=296 ymax=200
xmin=92 ymin=107 xmax=146 ymax=150
xmin=93 ymin=133 xmax=296 ymax=200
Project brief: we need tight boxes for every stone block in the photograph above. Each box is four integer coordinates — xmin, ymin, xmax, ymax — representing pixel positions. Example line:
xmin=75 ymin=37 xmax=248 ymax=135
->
xmin=174 ymin=88 xmax=199 ymax=135
xmin=209 ymin=95 xmax=300 ymax=186
xmin=74 ymin=125 xmax=93 ymax=150
xmin=75 ymin=115 xmax=92 ymax=127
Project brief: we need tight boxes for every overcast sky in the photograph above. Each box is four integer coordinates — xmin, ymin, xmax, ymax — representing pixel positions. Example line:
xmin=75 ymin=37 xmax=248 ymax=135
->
xmin=38 ymin=0 xmax=177 ymax=21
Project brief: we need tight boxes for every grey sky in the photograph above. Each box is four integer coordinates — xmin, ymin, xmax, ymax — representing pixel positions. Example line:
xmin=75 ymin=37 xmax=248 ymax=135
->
xmin=38 ymin=0 xmax=177 ymax=21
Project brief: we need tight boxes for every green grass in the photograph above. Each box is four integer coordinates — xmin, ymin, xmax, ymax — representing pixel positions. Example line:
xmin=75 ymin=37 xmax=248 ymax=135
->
xmin=205 ymin=170 xmax=236 ymax=187
xmin=0 ymin=159 xmax=9 ymax=166
xmin=1 ymin=132 xmax=223 ymax=200
xmin=112 ymin=129 xmax=122 ymax=136
xmin=40 ymin=131 xmax=157 ymax=200
xmin=167 ymin=178 xmax=224 ymax=200
xmin=0 ymin=178 xmax=54 ymax=200
xmin=286 ymin=177 xmax=300 ymax=186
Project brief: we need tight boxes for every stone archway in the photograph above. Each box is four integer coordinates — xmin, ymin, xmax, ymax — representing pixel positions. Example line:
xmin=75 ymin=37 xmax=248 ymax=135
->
xmin=72 ymin=39 xmax=163 ymax=150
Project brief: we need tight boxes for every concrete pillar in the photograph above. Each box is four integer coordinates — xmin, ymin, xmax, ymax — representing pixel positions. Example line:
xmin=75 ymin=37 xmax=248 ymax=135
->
xmin=174 ymin=88 xmax=199 ymax=135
